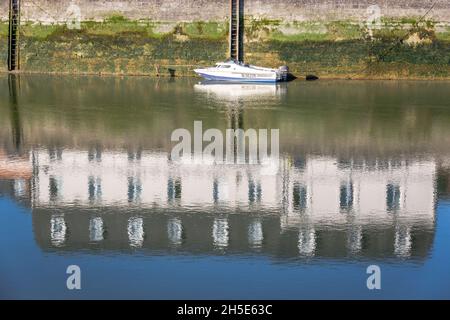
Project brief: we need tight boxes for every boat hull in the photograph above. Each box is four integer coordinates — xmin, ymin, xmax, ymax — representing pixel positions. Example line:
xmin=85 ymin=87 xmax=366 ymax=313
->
xmin=195 ymin=71 xmax=279 ymax=83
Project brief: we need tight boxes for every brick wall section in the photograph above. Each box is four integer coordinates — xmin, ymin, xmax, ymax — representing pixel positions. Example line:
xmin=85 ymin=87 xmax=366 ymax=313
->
xmin=0 ymin=0 xmax=449 ymax=23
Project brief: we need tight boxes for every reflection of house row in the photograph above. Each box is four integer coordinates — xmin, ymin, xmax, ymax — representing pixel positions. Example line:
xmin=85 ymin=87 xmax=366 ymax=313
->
xmin=31 ymin=149 xmax=436 ymax=221
xmin=281 ymin=157 xmax=436 ymax=228
xmin=23 ymin=148 xmax=436 ymax=259
xmin=31 ymin=148 xmax=281 ymax=210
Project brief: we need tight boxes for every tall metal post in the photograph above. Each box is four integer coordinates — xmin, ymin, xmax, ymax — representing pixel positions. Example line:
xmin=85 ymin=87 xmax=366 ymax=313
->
xmin=229 ymin=0 xmax=244 ymax=62
xmin=8 ymin=0 xmax=21 ymax=71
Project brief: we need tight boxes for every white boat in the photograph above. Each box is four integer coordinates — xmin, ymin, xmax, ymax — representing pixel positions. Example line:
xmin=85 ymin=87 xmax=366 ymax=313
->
xmin=194 ymin=60 xmax=288 ymax=83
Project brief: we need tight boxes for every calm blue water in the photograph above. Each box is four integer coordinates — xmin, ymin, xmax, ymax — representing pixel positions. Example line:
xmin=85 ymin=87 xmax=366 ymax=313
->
xmin=1 ymin=75 xmax=450 ymax=299
xmin=0 ymin=197 xmax=449 ymax=299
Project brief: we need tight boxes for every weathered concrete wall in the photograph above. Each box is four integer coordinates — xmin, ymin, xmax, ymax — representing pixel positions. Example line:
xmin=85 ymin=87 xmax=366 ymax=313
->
xmin=1 ymin=0 xmax=449 ymax=78
xmin=0 ymin=0 xmax=449 ymax=23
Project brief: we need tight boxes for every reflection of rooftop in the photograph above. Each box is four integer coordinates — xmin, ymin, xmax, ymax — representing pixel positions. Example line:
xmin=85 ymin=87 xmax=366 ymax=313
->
xmin=0 ymin=152 xmax=32 ymax=180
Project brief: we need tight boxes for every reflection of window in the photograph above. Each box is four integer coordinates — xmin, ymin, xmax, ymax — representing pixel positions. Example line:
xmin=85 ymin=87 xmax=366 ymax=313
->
xmin=127 ymin=217 xmax=144 ymax=248
xmin=387 ymin=184 xmax=401 ymax=211
xmin=337 ymin=159 xmax=352 ymax=170
xmin=88 ymin=147 xmax=102 ymax=162
xmin=49 ymin=148 xmax=62 ymax=161
xmin=390 ymin=159 xmax=402 ymax=168
xmin=365 ymin=159 xmax=377 ymax=171
xmin=49 ymin=176 xmax=61 ymax=202
xmin=50 ymin=215 xmax=66 ymax=247
xmin=298 ymin=228 xmax=316 ymax=257
xmin=293 ymin=157 xmax=306 ymax=170
xmin=340 ymin=181 xmax=353 ymax=210
xmin=248 ymin=179 xmax=261 ymax=204
xmin=248 ymin=220 xmax=263 ymax=249
xmin=213 ymin=218 xmax=229 ymax=249
xmin=128 ymin=150 xmax=142 ymax=161
xmin=168 ymin=218 xmax=183 ymax=246
xmin=127 ymin=177 xmax=142 ymax=203
xmin=352 ymin=158 xmax=364 ymax=170
xmin=167 ymin=178 xmax=182 ymax=203
xmin=293 ymin=183 xmax=307 ymax=211
xmin=378 ymin=160 xmax=390 ymax=170
xmin=14 ymin=179 xmax=26 ymax=197
xmin=213 ymin=179 xmax=219 ymax=203
xmin=394 ymin=226 xmax=411 ymax=257
xmin=89 ymin=176 xmax=102 ymax=202
xmin=89 ymin=217 xmax=104 ymax=242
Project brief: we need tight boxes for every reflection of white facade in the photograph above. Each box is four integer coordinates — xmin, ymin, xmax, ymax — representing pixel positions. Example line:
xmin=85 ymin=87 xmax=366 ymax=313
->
xmin=281 ymin=157 xmax=436 ymax=228
xmin=30 ymin=149 xmax=436 ymax=257
xmin=31 ymin=150 xmax=436 ymax=222
xmin=31 ymin=149 xmax=282 ymax=210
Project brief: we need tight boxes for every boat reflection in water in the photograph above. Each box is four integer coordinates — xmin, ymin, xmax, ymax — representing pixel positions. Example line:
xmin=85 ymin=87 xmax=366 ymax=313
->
xmin=194 ymin=81 xmax=288 ymax=101
xmin=5 ymin=148 xmax=435 ymax=260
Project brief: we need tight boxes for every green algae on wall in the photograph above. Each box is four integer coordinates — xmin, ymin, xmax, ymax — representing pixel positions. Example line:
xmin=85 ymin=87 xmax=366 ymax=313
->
xmin=0 ymin=22 xmax=8 ymax=72
xmin=1 ymin=16 xmax=450 ymax=79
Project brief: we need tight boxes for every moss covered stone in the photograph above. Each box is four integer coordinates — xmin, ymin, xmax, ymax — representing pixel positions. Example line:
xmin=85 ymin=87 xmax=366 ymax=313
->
xmin=0 ymin=17 xmax=449 ymax=79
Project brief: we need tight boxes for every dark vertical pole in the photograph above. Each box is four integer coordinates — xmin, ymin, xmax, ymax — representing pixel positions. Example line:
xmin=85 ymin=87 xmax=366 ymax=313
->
xmin=237 ymin=0 xmax=244 ymax=62
xmin=229 ymin=0 xmax=244 ymax=62
xmin=8 ymin=0 xmax=20 ymax=71
xmin=8 ymin=74 xmax=23 ymax=154
xmin=229 ymin=0 xmax=235 ymax=60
